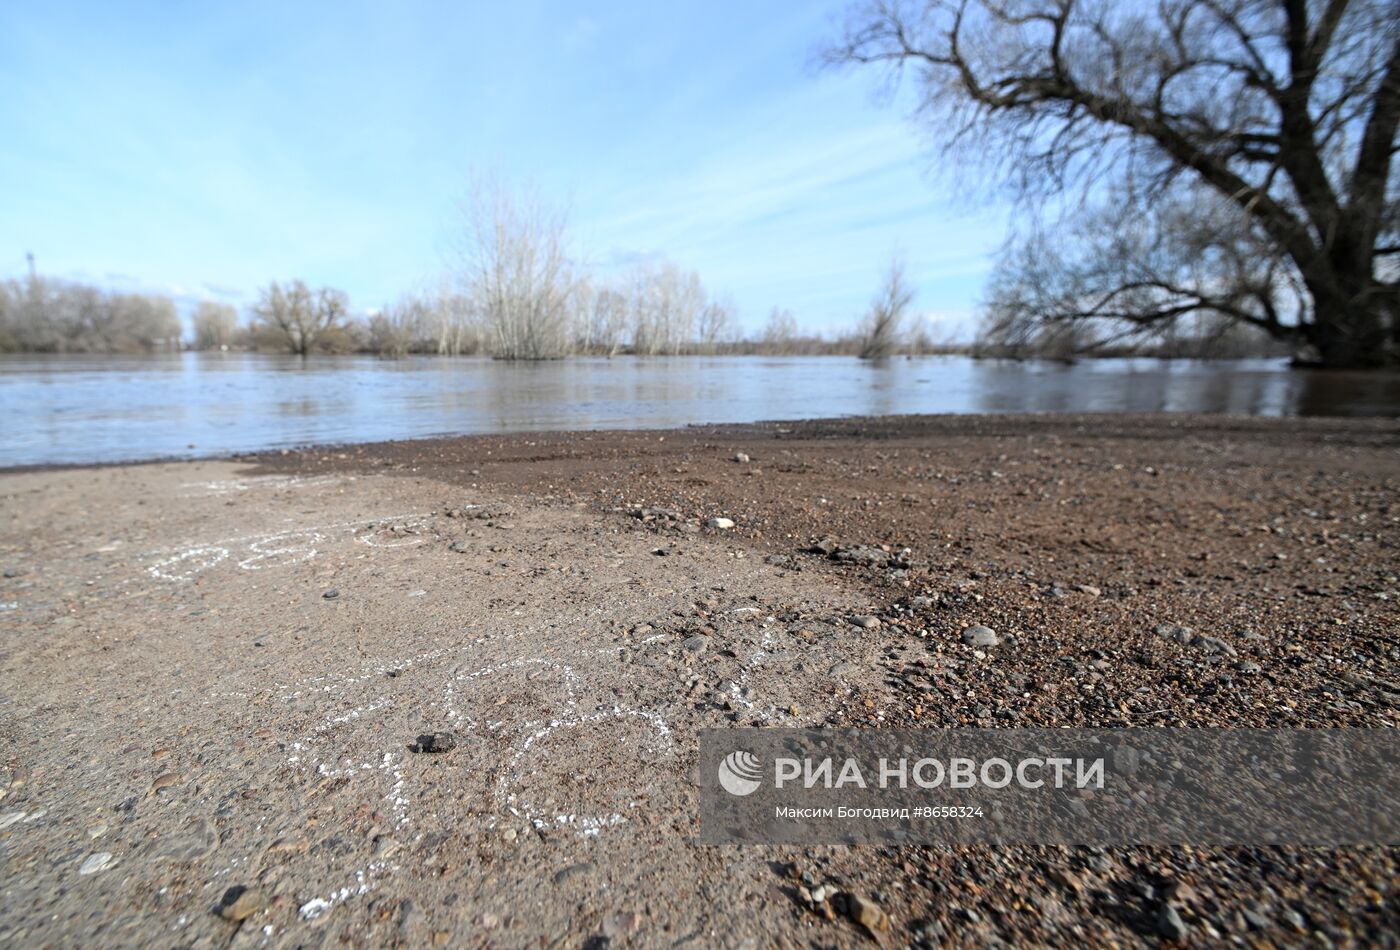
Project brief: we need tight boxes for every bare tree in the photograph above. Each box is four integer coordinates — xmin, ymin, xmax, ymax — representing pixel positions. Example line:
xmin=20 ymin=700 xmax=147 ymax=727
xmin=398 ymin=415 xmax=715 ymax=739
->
xmin=626 ymin=261 xmax=705 ymax=355
xmin=828 ymin=0 xmax=1400 ymax=367
xmin=251 ymin=280 xmax=349 ymax=356
xmin=859 ymin=255 xmax=913 ymax=359
xmin=579 ymin=283 xmax=628 ymax=356
xmin=456 ymin=177 xmax=576 ymax=360
xmin=697 ymin=295 xmax=738 ymax=353
xmin=192 ymin=301 xmax=238 ymax=350
xmin=760 ymin=307 xmax=801 ymax=353
xmin=432 ymin=287 xmax=481 ymax=356
xmin=368 ymin=293 xmax=435 ymax=358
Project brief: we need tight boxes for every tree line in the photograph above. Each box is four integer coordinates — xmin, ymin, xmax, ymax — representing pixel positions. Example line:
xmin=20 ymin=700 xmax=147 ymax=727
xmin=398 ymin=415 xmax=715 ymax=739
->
xmin=1 ymin=179 xmax=935 ymax=360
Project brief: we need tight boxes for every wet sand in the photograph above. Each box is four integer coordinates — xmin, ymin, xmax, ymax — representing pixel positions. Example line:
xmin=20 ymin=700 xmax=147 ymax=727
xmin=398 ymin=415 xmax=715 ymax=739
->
xmin=2 ymin=413 xmax=1397 ymax=946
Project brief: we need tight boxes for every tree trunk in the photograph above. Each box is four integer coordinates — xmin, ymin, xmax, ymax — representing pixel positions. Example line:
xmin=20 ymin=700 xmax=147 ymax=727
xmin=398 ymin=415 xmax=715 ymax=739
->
xmin=1303 ymin=270 xmax=1392 ymax=369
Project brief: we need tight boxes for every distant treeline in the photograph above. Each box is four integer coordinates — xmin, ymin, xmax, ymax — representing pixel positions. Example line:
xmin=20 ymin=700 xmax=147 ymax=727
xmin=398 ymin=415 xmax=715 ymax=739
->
xmin=0 ymin=276 xmax=181 ymax=353
xmin=1 ymin=269 xmax=1286 ymax=362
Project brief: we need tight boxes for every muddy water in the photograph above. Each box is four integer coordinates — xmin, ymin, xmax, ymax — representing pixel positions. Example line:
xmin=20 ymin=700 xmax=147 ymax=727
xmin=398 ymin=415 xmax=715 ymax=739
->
xmin=2 ymin=352 xmax=1396 ymax=466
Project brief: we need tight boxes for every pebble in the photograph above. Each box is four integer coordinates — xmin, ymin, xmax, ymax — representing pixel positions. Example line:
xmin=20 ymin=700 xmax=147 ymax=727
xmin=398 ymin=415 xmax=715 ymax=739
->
xmin=1157 ymin=904 xmax=1188 ymax=940
xmin=733 ymin=453 xmax=750 ymax=463
xmin=705 ymin=517 xmax=736 ymax=529
xmin=961 ymin=625 xmax=1000 ymax=647
xmin=831 ymin=662 xmax=859 ymax=677
xmin=1241 ymin=906 xmax=1272 ymax=930
xmin=1196 ymin=635 xmax=1237 ymax=656
xmin=449 ymin=540 xmax=469 ymax=553
xmin=552 ymin=862 xmax=595 ymax=885
xmin=841 ymin=893 xmax=889 ymax=934
xmin=322 ymin=588 xmax=339 ymax=600
xmin=218 ymin=886 xmax=269 ymax=922
xmin=410 ymin=733 xmax=457 ymax=754
xmin=849 ymin=615 xmax=881 ymax=630
xmin=78 ymin=852 xmax=115 ymax=875
xmin=602 ymin=911 xmax=639 ymax=939
xmin=682 ymin=634 xmax=709 ymax=655
xmin=1155 ymin=624 xmax=1194 ymax=644
xmin=1075 ymin=584 xmax=1102 ymax=597
xmin=1236 ymin=660 xmax=1262 ymax=674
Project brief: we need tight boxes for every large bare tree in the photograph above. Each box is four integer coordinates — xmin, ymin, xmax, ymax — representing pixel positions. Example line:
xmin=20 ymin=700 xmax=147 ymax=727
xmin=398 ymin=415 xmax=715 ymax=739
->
xmin=828 ymin=0 xmax=1400 ymax=367
xmin=456 ymin=177 xmax=577 ymax=360
xmin=252 ymin=280 xmax=349 ymax=356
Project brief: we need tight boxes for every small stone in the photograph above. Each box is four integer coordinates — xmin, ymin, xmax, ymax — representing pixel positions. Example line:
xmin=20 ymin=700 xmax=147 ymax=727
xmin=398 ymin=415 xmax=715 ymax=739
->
xmin=602 ymin=911 xmax=639 ymax=939
xmin=682 ymin=634 xmax=709 ymax=654
xmin=1156 ymin=904 xmax=1188 ymax=941
xmin=150 ymin=772 xmax=183 ymax=793
xmin=733 ymin=453 xmax=750 ymax=463
xmin=553 ymin=862 xmax=595 ymax=884
xmin=961 ymin=625 xmax=1000 ymax=647
xmin=1196 ymin=636 xmax=1237 ymax=656
xmin=705 ymin=517 xmax=736 ymax=529
xmin=449 ymin=540 xmax=469 ymax=553
xmin=849 ymin=615 xmax=881 ymax=630
xmin=410 ymin=732 xmax=457 ymax=754
xmin=1236 ymin=660 xmax=1262 ymax=674
xmin=1075 ymin=584 xmax=1102 ymax=597
xmin=1241 ymin=906 xmax=1272 ymax=931
xmin=908 ymin=595 xmax=936 ymax=611
xmin=79 ymin=852 xmax=115 ymax=875
xmin=322 ymin=588 xmax=339 ymax=600
xmin=218 ymin=886 xmax=268 ymax=922
xmin=830 ymin=662 xmax=859 ymax=677
xmin=842 ymin=893 xmax=889 ymax=934
xmin=1154 ymin=624 xmax=1194 ymax=644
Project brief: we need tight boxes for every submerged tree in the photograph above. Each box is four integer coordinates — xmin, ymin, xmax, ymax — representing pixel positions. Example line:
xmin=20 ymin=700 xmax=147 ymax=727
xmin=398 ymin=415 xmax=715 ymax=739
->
xmin=828 ymin=0 xmax=1400 ymax=367
xmin=456 ymin=177 xmax=576 ymax=360
xmin=192 ymin=301 xmax=239 ymax=350
xmin=859 ymin=255 xmax=914 ymax=359
xmin=252 ymin=280 xmax=349 ymax=356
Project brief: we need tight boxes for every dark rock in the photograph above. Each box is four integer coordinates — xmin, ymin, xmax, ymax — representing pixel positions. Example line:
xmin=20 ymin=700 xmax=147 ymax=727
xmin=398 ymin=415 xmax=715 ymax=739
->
xmin=1157 ymin=904 xmax=1188 ymax=941
xmin=218 ymin=885 xmax=268 ymax=922
xmin=410 ymin=733 xmax=457 ymax=754
xmin=322 ymin=588 xmax=339 ymax=600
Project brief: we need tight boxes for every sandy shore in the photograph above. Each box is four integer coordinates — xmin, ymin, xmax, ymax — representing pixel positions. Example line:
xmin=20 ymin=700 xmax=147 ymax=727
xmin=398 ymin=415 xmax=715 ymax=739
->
xmin=2 ymin=413 xmax=1397 ymax=946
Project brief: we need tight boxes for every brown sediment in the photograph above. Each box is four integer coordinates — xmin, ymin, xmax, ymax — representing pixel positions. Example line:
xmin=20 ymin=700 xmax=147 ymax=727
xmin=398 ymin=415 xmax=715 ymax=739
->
xmin=1 ymin=413 xmax=1396 ymax=946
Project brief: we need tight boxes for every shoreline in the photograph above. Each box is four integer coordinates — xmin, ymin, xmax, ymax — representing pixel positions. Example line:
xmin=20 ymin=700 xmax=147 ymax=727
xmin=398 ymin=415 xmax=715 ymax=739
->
xmin=6 ymin=408 xmax=1399 ymax=475
xmin=2 ymin=412 xmax=1397 ymax=944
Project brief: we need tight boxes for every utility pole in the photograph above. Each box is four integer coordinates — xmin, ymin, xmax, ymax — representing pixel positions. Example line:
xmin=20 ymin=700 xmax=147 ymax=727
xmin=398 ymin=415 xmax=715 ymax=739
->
xmin=26 ymin=251 xmax=36 ymax=281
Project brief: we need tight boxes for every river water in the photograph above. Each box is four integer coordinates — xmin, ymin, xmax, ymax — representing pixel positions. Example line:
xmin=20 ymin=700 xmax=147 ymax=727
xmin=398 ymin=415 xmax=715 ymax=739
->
xmin=1 ymin=353 xmax=1396 ymax=466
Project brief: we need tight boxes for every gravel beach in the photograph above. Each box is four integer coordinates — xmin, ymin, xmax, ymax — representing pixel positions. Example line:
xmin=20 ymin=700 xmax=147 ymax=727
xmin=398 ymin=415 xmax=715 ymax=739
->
xmin=2 ymin=413 xmax=1397 ymax=946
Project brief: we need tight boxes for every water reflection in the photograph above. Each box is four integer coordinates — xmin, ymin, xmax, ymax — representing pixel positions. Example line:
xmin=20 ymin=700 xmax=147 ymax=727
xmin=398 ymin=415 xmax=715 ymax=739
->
xmin=0 ymin=353 xmax=1395 ymax=466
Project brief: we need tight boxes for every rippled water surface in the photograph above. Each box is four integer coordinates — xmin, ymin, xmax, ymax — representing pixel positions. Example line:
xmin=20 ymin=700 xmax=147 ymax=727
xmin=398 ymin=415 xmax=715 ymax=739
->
xmin=2 ymin=353 xmax=1396 ymax=466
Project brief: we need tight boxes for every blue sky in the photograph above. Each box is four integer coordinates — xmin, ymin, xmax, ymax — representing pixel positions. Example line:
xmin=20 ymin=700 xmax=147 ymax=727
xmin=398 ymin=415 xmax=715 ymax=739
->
xmin=0 ymin=1 xmax=1007 ymax=339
